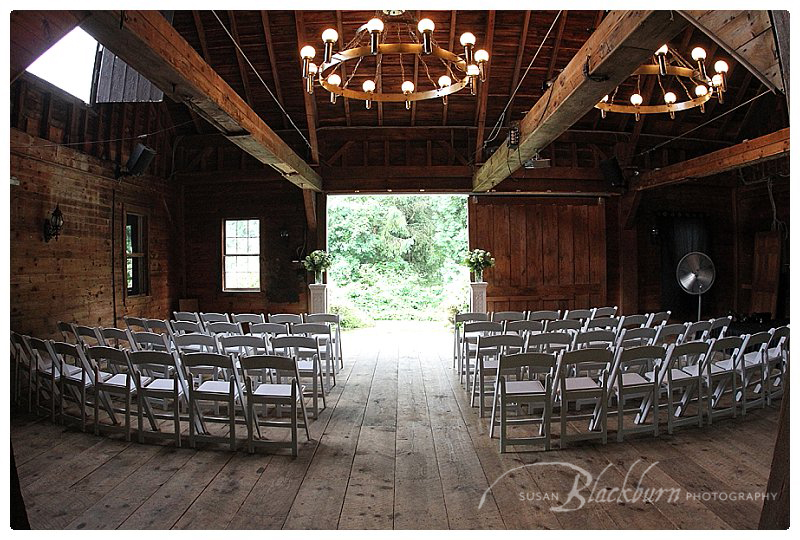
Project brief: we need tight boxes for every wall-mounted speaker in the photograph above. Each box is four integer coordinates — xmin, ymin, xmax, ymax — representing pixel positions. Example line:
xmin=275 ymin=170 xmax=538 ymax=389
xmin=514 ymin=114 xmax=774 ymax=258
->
xmin=125 ymin=143 xmax=156 ymax=176
xmin=600 ymin=157 xmax=625 ymax=188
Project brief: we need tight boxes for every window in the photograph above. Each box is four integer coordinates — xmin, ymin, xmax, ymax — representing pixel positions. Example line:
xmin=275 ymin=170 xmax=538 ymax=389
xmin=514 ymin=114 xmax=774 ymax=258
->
xmin=125 ymin=213 xmax=148 ymax=295
xmin=223 ymin=219 xmax=260 ymax=291
xmin=26 ymin=27 xmax=98 ymax=104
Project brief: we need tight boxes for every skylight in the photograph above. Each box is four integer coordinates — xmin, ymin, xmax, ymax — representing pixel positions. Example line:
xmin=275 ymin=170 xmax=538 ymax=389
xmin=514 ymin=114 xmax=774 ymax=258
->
xmin=26 ymin=26 xmax=98 ymax=104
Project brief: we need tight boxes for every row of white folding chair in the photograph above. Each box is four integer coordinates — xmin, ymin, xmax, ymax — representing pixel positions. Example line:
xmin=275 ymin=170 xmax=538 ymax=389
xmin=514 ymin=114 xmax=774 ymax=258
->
xmin=12 ymin=333 xmax=315 ymax=454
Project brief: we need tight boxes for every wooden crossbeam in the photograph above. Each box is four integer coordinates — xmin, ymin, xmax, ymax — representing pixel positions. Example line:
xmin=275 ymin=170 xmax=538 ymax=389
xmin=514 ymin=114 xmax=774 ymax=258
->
xmin=80 ymin=10 xmax=321 ymax=191
xmin=294 ymin=11 xmax=321 ymax=165
xmin=473 ymin=10 xmax=688 ymax=192
xmin=474 ymin=11 xmax=496 ymax=163
xmin=633 ymin=127 xmax=789 ymax=191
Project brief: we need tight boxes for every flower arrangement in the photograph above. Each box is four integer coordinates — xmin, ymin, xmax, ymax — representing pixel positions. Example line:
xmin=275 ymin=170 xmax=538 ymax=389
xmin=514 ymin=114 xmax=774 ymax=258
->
xmin=463 ymin=248 xmax=495 ymax=282
xmin=303 ymin=249 xmax=333 ymax=283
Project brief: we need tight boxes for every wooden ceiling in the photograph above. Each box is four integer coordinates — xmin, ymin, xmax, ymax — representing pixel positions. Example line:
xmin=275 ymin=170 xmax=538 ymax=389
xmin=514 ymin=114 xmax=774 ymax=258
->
xmin=165 ymin=9 xmax=787 ymax=168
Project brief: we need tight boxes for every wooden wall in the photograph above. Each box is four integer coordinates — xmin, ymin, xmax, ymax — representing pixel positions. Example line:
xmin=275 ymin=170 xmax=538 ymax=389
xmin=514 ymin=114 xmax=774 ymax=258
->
xmin=180 ymin=176 xmax=313 ymax=315
xmin=468 ymin=195 xmax=608 ymax=313
xmin=10 ymin=74 xmax=181 ymax=338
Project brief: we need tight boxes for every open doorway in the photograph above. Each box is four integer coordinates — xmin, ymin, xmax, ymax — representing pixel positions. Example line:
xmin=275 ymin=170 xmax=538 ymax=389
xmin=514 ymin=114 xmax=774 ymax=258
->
xmin=327 ymin=194 xmax=469 ymax=328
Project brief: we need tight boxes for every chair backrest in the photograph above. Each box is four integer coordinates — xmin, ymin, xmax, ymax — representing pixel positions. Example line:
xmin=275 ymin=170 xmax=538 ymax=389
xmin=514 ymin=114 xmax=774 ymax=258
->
xmin=614 ymin=345 xmax=666 ymax=375
xmin=173 ymin=332 xmax=220 ymax=354
xmin=647 ymin=311 xmax=671 ymax=327
xmin=527 ymin=310 xmax=560 ymax=322
xmin=708 ymin=316 xmax=732 ymax=338
xmin=57 ymin=321 xmax=76 ymax=343
xmin=617 ymin=327 xmax=657 ymax=349
xmin=592 ymin=306 xmax=618 ymax=318
xmin=620 ymin=314 xmax=649 ymax=329
xmin=662 ymin=341 xmax=709 ymax=374
xmin=455 ymin=312 xmax=490 ymax=324
xmin=706 ymin=336 xmax=744 ymax=369
xmin=240 ymin=354 xmax=297 ymax=374
xmin=85 ymin=345 xmax=131 ymax=373
xmin=25 ymin=336 xmax=56 ymax=371
xmin=653 ymin=323 xmax=688 ymax=346
xmin=232 ymin=313 xmax=266 ymax=325
xmin=476 ymin=334 xmax=524 ymax=357
xmin=50 ymin=340 xmax=94 ymax=379
xmin=249 ymin=322 xmax=290 ymax=337
xmin=584 ymin=316 xmax=621 ymax=333
xmin=144 ymin=318 xmax=172 ymax=335
xmin=504 ymin=320 xmax=544 ymax=335
xmin=305 ymin=313 xmax=341 ymax=325
xmin=271 ymin=335 xmax=320 ymax=358
xmin=171 ymin=320 xmax=204 ymax=335
xmin=572 ymin=330 xmax=617 ymax=350
xmin=559 ymin=347 xmax=614 ymax=377
xmin=491 ymin=311 xmax=525 ymax=323
xmin=741 ymin=331 xmax=772 ymax=356
xmin=269 ymin=313 xmax=304 ymax=325
xmin=173 ymin=311 xmax=202 ymax=324
xmin=218 ymin=334 xmax=268 ymax=357
xmin=547 ymin=319 xmax=583 ymax=333
xmin=11 ymin=332 xmax=32 ymax=366
xmin=131 ymin=331 xmax=170 ymax=351
xmin=463 ymin=321 xmax=504 ymax=335
xmin=290 ymin=322 xmax=331 ymax=337
xmin=73 ymin=325 xmax=105 ymax=347
xmin=124 ymin=316 xmax=148 ymax=333
xmin=526 ymin=332 xmax=573 ymax=354
xmin=200 ymin=312 xmax=231 ymax=324
xmin=128 ymin=351 xmax=185 ymax=389
xmin=683 ymin=320 xmax=712 ymax=343
xmin=497 ymin=352 xmax=557 ymax=379
xmin=563 ymin=309 xmax=593 ymax=321
xmin=206 ymin=321 xmax=243 ymax=336
xmin=100 ymin=327 xmax=136 ymax=350
xmin=180 ymin=351 xmax=234 ymax=370
xmin=769 ymin=325 xmax=790 ymax=349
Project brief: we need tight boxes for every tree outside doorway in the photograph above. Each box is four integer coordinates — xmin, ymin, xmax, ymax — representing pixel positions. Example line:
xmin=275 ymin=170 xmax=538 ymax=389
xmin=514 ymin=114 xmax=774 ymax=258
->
xmin=327 ymin=194 xmax=469 ymax=328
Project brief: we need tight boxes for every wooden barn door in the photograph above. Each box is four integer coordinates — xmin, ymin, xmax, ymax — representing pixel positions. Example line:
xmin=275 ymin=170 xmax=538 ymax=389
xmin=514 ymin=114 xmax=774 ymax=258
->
xmin=468 ymin=196 xmax=607 ymax=312
xmin=750 ymin=231 xmax=781 ymax=318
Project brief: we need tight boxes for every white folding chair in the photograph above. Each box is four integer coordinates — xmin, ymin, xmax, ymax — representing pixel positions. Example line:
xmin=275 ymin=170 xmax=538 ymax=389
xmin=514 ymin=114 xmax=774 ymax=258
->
xmin=491 ymin=311 xmax=526 ymax=324
xmin=619 ymin=314 xmax=650 ymax=330
xmin=525 ymin=332 xmax=572 ymax=357
xmin=572 ymin=329 xmax=617 ymax=351
xmin=617 ymin=327 xmax=657 ymax=350
xmin=765 ymin=326 xmax=789 ymax=405
xmin=653 ymin=322 xmax=689 ymax=347
xmin=241 ymin=354 xmax=311 ymax=456
xmin=206 ymin=321 xmax=244 ymax=338
xmin=181 ymin=352 xmax=246 ymax=451
xmin=305 ymin=313 xmax=344 ymax=369
xmin=271 ymin=336 xmax=326 ymax=419
xmin=730 ymin=332 xmax=771 ymax=414
xmin=291 ymin=322 xmax=336 ymax=389
xmin=453 ymin=312 xmax=490 ymax=370
xmin=174 ymin=311 xmax=203 ymax=325
xmin=683 ymin=336 xmax=742 ymax=424
xmin=57 ymin=321 xmax=77 ymax=343
xmin=269 ymin=313 xmax=304 ymax=325
xmin=527 ymin=310 xmax=561 ymax=324
xmin=472 ymin=334 xmax=524 ymax=417
xmin=11 ymin=332 xmax=35 ymax=411
xmin=505 ymin=320 xmax=544 ymax=351
xmin=461 ymin=321 xmax=503 ymax=388
xmin=72 ymin=325 xmax=105 ymax=347
xmin=124 ymin=316 xmax=148 ymax=334
xmin=490 ymin=351 xmax=556 ymax=452
xmin=607 ymin=345 xmax=664 ymax=441
xmin=563 ymin=309 xmax=593 ymax=322
xmin=556 ymin=348 xmax=613 ymax=448
xmin=592 ymin=306 xmax=618 ymax=318
xmin=647 ymin=311 xmax=671 ymax=328
xmin=26 ymin=337 xmax=79 ymax=422
xmin=250 ymin=322 xmax=291 ymax=354
xmin=683 ymin=320 xmax=712 ymax=343
xmin=171 ymin=320 xmax=204 ymax=335
xmin=100 ymin=327 xmax=136 ymax=352
xmin=547 ymin=319 xmax=583 ymax=334
xmin=707 ymin=316 xmax=732 ymax=339
xmin=233 ymin=313 xmax=266 ymax=325
xmin=200 ymin=312 xmax=231 ymax=324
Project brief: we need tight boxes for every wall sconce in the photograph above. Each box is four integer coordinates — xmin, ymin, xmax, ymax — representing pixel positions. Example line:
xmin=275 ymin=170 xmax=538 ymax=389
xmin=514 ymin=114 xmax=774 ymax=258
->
xmin=44 ymin=204 xmax=64 ymax=242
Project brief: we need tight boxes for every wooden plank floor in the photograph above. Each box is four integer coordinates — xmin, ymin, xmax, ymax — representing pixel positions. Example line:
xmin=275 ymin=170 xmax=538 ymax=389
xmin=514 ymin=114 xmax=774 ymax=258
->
xmin=11 ymin=321 xmax=780 ymax=529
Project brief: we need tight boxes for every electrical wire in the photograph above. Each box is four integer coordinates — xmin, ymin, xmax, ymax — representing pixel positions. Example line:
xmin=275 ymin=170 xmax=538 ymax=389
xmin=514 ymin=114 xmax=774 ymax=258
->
xmin=211 ymin=10 xmax=312 ymax=151
xmin=10 ymin=119 xmax=196 ymax=150
xmin=635 ymin=89 xmax=772 ymax=157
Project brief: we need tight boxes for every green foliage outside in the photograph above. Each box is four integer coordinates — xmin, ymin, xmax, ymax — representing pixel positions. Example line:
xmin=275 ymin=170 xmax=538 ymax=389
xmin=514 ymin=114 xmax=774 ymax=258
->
xmin=327 ymin=195 xmax=470 ymax=327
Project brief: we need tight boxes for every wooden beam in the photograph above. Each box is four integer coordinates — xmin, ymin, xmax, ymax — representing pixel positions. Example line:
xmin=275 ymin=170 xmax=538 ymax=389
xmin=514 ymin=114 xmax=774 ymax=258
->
xmin=504 ymin=11 xmax=531 ymax=127
xmin=303 ymin=190 xmax=318 ymax=234
xmin=442 ymin=10 xmax=456 ymax=126
xmin=294 ymin=11 xmax=320 ymax=165
xmin=770 ymin=10 xmax=789 ymax=109
xmin=717 ymin=71 xmax=753 ymax=140
xmin=191 ymin=11 xmax=211 ymax=61
xmin=410 ymin=10 xmax=421 ymax=127
xmin=474 ymin=11 xmax=496 ymax=163
xmin=335 ymin=11 xmax=352 ymax=127
xmin=260 ymin=10 xmax=288 ymax=130
xmin=545 ymin=11 xmax=568 ymax=82
xmin=473 ymin=10 xmax=688 ymax=192
xmin=634 ymin=127 xmax=789 ymax=191
xmin=80 ymin=10 xmax=321 ymax=191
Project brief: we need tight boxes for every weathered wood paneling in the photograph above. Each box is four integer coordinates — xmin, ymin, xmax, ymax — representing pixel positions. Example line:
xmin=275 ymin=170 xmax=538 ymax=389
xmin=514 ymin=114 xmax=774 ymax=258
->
xmin=468 ymin=196 xmax=608 ymax=312
xmin=10 ymin=129 xmax=181 ymax=338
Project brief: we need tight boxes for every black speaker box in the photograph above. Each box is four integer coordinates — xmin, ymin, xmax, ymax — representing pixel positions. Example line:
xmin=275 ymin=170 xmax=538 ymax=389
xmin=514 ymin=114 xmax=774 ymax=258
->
xmin=125 ymin=143 xmax=156 ymax=176
xmin=600 ymin=157 xmax=625 ymax=188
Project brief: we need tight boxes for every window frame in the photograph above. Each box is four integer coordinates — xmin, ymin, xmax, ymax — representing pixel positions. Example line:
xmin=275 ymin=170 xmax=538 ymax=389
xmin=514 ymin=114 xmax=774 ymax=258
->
xmin=124 ymin=210 xmax=149 ymax=297
xmin=221 ymin=217 xmax=262 ymax=293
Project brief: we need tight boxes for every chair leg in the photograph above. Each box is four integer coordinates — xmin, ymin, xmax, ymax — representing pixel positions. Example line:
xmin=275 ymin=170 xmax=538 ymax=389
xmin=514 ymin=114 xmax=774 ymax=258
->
xmin=312 ymin=371 xmax=318 ymax=419
xmin=489 ymin=385 xmax=499 ymax=438
xmin=138 ymin=393 xmax=145 ymax=444
xmin=125 ymin=392 xmax=132 ymax=442
xmin=560 ymin=397 xmax=568 ymax=449
xmin=94 ymin=385 xmax=101 ymax=436
xmin=544 ymin=396 xmax=552 ymax=451
xmin=500 ymin=395 xmax=507 ymax=453
xmin=291 ymin=400 xmax=298 ymax=457
xmin=229 ymin=394 xmax=236 ymax=452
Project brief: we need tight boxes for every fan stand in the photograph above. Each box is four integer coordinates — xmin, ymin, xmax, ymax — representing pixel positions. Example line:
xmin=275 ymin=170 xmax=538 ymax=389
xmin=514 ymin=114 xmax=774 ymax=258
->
xmin=696 ymin=283 xmax=703 ymax=322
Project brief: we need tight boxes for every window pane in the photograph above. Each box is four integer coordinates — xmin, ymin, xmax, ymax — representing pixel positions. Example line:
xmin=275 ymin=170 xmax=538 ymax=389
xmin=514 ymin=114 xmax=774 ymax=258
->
xmin=248 ymin=220 xmax=259 ymax=238
xmin=224 ymin=220 xmax=260 ymax=290
xmin=247 ymin=238 xmax=259 ymax=254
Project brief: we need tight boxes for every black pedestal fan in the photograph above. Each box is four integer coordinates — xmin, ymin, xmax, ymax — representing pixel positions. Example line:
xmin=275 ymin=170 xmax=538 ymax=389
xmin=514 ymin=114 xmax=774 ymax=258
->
xmin=676 ymin=251 xmax=716 ymax=322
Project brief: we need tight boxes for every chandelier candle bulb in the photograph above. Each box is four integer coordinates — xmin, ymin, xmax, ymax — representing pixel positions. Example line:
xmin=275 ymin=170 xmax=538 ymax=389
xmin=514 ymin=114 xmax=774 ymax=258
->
xmin=327 ymin=73 xmax=341 ymax=103
xmin=300 ymin=45 xmax=316 ymax=78
xmin=691 ymin=46 xmax=708 ymax=79
xmin=418 ymin=18 xmax=435 ymax=54
xmin=664 ymin=91 xmax=677 ymax=119
xmin=475 ymin=49 xmax=489 ymax=81
xmin=630 ymin=93 xmax=643 ymax=121
xmin=402 ymin=80 xmax=414 ymax=108
xmin=460 ymin=32 xmax=476 ymax=63
xmin=367 ymin=18 xmax=384 ymax=55
xmin=306 ymin=63 xmax=317 ymax=94
xmin=714 ymin=60 xmax=728 ymax=92
xmin=322 ymin=28 xmax=339 ymax=63
xmin=362 ymin=79 xmax=376 ymax=108
xmin=695 ymin=84 xmax=708 ymax=112
xmin=655 ymin=44 xmax=669 ymax=76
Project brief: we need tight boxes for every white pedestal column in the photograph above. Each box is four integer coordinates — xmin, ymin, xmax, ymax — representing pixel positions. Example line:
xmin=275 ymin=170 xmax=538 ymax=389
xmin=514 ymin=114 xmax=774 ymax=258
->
xmin=308 ymin=283 xmax=328 ymax=314
xmin=470 ymin=281 xmax=488 ymax=313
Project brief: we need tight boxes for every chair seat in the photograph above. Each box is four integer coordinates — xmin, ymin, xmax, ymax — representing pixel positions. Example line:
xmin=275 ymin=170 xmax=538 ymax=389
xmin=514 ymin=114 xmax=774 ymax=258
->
xmin=645 ymin=369 xmax=693 ymax=383
xmin=65 ymin=370 xmax=113 ymax=386
xmin=682 ymin=363 xmax=727 ymax=377
xmin=297 ymin=359 xmax=317 ymax=373
xmin=767 ymin=346 xmax=783 ymax=362
xmin=615 ymin=372 xmax=650 ymax=387
xmin=252 ymin=383 xmax=305 ymax=399
xmin=38 ymin=363 xmax=81 ymax=379
xmin=105 ymin=373 xmax=150 ymax=389
xmin=743 ymin=351 xmax=764 ymax=367
xmin=196 ymin=380 xmax=239 ymax=396
xmin=504 ymin=380 xmax=545 ymax=395
xmin=564 ymin=377 xmax=601 ymax=391
xmin=144 ymin=378 xmax=184 ymax=395
xmin=482 ymin=359 xmax=499 ymax=370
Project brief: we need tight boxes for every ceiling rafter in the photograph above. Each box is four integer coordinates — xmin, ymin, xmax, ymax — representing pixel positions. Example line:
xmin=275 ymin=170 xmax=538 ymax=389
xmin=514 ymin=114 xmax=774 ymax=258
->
xmin=410 ymin=10 xmax=421 ymax=126
xmin=442 ymin=10 xmax=457 ymax=126
xmin=260 ymin=10 xmax=288 ymax=130
xmin=545 ymin=11 xmax=568 ymax=82
xmin=503 ymin=10 xmax=531 ymax=127
xmin=335 ymin=11 xmax=352 ymax=127
xmin=473 ymin=10 xmax=496 ymax=163
xmin=716 ymin=71 xmax=753 ymax=140
xmin=227 ymin=11 xmax=254 ymax=107
xmin=294 ymin=10 xmax=320 ymax=164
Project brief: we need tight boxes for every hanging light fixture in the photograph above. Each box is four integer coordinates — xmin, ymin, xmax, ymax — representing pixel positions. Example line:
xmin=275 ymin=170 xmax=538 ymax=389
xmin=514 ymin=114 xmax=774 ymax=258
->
xmin=301 ymin=11 xmax=486 ymax=108
xmin=595 ymin=43 xmax=731 ymax=121
xmin=306 ymin=63 xmax=317 ymax=94
xmin=43 ymin=204 xmax=64 ymax=242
